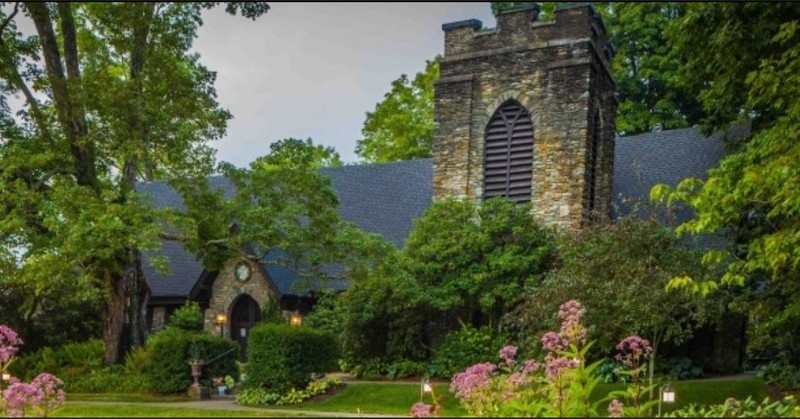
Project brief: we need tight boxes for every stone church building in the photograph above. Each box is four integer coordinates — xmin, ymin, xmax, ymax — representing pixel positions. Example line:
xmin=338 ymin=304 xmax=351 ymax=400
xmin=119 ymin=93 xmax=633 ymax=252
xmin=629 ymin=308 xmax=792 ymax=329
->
xmin=139 ymin=5 xmax=744 ymax=366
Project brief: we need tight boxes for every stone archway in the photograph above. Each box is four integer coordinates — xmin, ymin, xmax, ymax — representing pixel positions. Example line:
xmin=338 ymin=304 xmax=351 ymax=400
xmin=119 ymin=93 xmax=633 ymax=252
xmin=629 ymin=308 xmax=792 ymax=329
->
xmin=229 ymin=294 xmax=261 ymax=361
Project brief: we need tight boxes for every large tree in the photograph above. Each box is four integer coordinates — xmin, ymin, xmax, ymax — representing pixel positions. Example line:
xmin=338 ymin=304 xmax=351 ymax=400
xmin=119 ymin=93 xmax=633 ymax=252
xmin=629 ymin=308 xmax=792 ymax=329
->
xmin=0 ymin=2 xmax=270 ymax=363
xmin=651 ymin=2 xmax=800 ymax=362
xmin=354 ymin=58 xmax=438 ymax=162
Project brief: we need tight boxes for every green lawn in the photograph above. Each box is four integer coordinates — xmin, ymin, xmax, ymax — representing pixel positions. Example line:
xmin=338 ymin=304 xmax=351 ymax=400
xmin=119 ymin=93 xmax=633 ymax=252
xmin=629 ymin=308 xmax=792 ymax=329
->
xmin=52 ymin=404 xmax=285 ymax=417
xmin=53 ymin=376 xmax=769 ymax=417
xmin=267 ymin=381 xmax=467 ymax=416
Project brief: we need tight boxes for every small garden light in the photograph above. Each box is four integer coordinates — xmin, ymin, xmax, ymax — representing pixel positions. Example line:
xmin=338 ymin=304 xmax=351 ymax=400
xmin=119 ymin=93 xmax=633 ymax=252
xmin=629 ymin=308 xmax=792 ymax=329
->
xmin=420 ymin=378 xmax=432 ymax=400
xmin=1 ymin=373 xmax=9 ymax=381
xmin=658 ymin=383 xmax=675 ymax=416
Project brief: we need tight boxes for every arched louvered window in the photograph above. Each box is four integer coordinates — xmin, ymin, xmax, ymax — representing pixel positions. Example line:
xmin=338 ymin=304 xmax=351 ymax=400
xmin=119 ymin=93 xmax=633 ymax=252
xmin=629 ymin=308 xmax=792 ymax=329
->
xmin=483 ymin=101 xmax=534 ymax=203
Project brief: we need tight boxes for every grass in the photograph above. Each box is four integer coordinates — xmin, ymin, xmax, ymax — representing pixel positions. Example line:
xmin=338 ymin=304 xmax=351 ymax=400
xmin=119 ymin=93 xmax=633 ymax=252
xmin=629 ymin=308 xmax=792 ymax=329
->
xmin=53 ymin=376 xmax=769 ymax=417
xmin=68 ymin=393 xmax=192 ymax=403
xmin=593 ymin=377 xmax=769 ymax=413
xmin=264 ymin=381 xmax=467 ymax=416
xmin=52 ymin=404 xmax=288 ymax=417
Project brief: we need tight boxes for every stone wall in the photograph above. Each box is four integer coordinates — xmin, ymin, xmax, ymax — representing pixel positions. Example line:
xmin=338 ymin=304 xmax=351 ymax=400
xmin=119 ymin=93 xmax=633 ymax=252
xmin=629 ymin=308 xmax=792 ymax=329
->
xmin=433 ymin=5 xmax=616 ymax=229
xmin=203 ymin=258 xmax=278 ymax=336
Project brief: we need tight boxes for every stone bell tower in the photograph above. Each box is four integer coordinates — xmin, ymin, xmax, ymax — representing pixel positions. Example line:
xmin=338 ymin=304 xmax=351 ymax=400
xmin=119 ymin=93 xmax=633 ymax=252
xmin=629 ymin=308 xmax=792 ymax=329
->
xmin=432 ymin=4 xmax=616 ymax=229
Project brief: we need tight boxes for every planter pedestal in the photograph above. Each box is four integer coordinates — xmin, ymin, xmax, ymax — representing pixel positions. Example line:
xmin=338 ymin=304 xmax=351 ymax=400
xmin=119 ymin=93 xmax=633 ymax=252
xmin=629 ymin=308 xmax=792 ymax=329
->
xmin=188 ymin=362 xmax=210 ymax=400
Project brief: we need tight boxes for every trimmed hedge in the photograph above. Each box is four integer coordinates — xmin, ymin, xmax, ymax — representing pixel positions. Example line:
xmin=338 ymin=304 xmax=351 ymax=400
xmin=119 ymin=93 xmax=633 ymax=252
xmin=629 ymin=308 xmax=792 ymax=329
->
xmin=146 ymin=328 xmax=239 ymax=394
xmin=245 ymin=323 xmax=338 ymax=393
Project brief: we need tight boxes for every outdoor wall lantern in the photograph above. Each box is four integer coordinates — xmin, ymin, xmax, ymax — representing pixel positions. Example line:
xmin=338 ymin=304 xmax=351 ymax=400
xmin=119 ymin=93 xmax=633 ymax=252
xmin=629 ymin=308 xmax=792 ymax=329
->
xmin=215 ymin=313 xmax=228 ymax=337
xmin=658 ymin=383 xmax=676 ymax=416
xmin=290 ymin=311 xmax=303 ymax=327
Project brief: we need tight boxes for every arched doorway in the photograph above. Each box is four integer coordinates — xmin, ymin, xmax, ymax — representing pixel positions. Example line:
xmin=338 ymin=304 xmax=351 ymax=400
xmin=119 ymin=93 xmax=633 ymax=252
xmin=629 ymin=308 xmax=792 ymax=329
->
xmin=230 ymin=294 xmax=261 ymax=361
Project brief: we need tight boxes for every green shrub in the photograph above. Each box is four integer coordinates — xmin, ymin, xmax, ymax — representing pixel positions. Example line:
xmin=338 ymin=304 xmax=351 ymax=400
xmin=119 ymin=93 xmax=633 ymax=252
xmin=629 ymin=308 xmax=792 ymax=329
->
xmin=757 ymin=361 xmax=800 ymax=391
xmin=8 ymin=339 xmax=104 ymax=381
xmin=245 ymin=323 xmax=338 ymax=393
xmin=667 ymin=396 xmax=800 ymax=417
xmin=124 ymin=346 xmax=150 ymax=376
xmin=432 ymin=325 xmax=506 ymax=378
xmin=657 ymin=356 xmax=704 ymax=381
xmin=387 ymin=359 xmax=428 ymax=379
xmin=235 ymin=388 xmax=281 ymax=406
xmin=236 ymin=376 xmax=342 ymax=406
xmin=349 ymin=358 xmax=389 ymax=379
xmin=146 ymin=328 xmax=239 ymax=394
xmin=167 ymin=301 xmax=205 ymax=331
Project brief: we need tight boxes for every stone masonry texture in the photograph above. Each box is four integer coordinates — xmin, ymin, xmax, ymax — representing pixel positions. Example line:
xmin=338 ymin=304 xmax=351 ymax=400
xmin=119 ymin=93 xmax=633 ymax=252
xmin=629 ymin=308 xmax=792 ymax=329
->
xmin=433 ymin=5 xmax=617 ymax=230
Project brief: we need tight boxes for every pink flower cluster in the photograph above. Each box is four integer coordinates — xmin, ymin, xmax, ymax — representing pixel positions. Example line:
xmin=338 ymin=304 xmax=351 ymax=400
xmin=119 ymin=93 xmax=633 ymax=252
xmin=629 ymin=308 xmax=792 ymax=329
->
xmin=411 ymin=402 xmax=433 ymax=418
xmin=545 ymin=357 xmax=579 ymax=381
xmin=558 ymin=300 xmax=587 ymax=343
xmin=498 ymin=345 xmax=517 ymax=367
xmin=450 ymin=362 xmax=497 ymax=399
xmin=615 ymin=335 xmax=653 ymax=368
xmin=541 ymin=331 xmax=567 ymax=352
xmin=0 ymin=324 xmax=23 ymax=363
xmin=3 ymin=379 xmax=42 ymax=418
xmin=608 ymin=399 xmax=624 ymax=417
xmin=2 ymin=373 xmax=65 ymax=417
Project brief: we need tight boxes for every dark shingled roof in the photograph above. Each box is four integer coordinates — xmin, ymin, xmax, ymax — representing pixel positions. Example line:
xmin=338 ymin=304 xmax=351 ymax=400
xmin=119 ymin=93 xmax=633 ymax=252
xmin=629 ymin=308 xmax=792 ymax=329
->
xmin=140 ymin=126 xmax=742 ymax=299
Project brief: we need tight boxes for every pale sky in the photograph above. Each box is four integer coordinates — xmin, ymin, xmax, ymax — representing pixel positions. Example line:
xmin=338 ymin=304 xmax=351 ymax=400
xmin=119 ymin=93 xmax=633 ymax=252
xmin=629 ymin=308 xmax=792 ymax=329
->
xmin=193 ymin=2 xmax=495 ymax=167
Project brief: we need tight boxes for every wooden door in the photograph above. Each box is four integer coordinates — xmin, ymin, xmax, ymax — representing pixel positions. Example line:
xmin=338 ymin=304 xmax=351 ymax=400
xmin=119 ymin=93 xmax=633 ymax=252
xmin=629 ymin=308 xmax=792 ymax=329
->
xmin=230 ymin=295 xmax=261 ymax=361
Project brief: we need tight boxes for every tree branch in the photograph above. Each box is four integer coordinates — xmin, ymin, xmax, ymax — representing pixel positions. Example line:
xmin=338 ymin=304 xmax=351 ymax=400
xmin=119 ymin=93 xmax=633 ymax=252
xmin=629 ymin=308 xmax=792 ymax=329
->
xmin=0 ymin=2 xmax=19 ymax=35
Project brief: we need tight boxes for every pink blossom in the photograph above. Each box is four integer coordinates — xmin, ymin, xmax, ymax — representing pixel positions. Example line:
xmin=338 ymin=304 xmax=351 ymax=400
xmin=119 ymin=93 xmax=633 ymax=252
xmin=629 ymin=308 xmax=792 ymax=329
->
xmin=411 ymin=402 xmax=433 ymax=418
xmin=498 ymin=345 xmax=517 ymax=366
xmin=450 ymin=362 xmax=497 ymax=399
xmin=545 ymin=356 xmax=579 ymax=381
xmin=0 ymin=324 xmax=23 ymax=363
xmin=32 ymin=372 xmax=66 ymax=412
xmin=608 ymin=399 xmax=624 ymax=417
xmin=522 ymin=359 xmax=540 ymax=374
xmin=558 ymin=301 xmax=588 ymax=344
xmin=615 ymin=335 xmax=653 ymax=368
xmin=541 ymin=331 xmax=567 ymax=352
xmin=3 ymin=379 xmax=44 ymax=417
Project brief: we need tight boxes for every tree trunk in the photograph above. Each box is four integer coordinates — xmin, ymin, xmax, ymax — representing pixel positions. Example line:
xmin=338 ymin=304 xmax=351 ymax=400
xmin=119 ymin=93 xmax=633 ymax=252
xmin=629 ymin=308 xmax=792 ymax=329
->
xmin=102 ymin=273 xmax=127 ymax=366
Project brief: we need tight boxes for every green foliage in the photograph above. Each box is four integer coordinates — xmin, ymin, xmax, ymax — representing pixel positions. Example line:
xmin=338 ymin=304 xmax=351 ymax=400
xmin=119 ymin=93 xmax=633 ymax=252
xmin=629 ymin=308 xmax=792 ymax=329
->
xmin=652 ymin=2 xmax=800 ymax=365
xmin=124 ymin=346 xmax=150 ymax=376
xmin=146 ymin=328 xmax=239 ymax=394
xmin=259 ymin=298 xmax=285 ymax=325
xmin=432 ymin=326 xmax=506 ymax=378
xmin=256 ymin=138 xmax=342 ymax=170
xmin=757 ymin=361 xmax=800 ymax=391
xmin=167 ymin=301 xmax=204 ymax=332
xmin=0 ymin=1 xmax=268 ymax=363
xmin=386 ymin=360 xmax=428 ymax=379
xmin=657 ymin=356 xmax=703 ymax=381
xmin=355 ymin=59 xmax=438 ymax=162
xmin=236 ymin=375 xmax=343 ymax=406
xmin=10 ymin=339 xmax=104 ymax=381
xmin=666 ymin=396 xmax=800 ymax=418
xmin=594 ymin=358 xmax=629 ymax=384
xmin=66 ymin=366 xmax=149 ymax=393
xmin=505 ymin=216 xmax=717 ymax=360
xmin=245 ymin=323 xmax=338 ymax=393
xmin=405 ymin=198 xmax=552 ymax=328
xmin=596 ymin=3 xmax=702 ymax=135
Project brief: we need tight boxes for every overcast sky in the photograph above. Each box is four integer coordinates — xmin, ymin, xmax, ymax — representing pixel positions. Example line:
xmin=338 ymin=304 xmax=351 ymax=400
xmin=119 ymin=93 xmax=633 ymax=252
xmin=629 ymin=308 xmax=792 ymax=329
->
xmin=193 ymin=2 xmax=495 ymax=167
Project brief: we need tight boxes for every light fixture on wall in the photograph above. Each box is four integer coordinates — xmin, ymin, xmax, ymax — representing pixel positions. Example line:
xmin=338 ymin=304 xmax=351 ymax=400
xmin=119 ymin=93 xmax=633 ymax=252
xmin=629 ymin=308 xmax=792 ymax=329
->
xmin=290 ymin=310 xmax=303 ymax=327
xmin=215 ymin=313 xmax=228 ymax=337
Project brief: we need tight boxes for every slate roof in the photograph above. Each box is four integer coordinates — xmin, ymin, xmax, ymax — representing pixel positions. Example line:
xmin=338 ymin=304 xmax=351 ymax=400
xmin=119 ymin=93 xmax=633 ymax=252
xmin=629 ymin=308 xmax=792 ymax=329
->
xmin=140 ymin=126 xmax=744 ymax=299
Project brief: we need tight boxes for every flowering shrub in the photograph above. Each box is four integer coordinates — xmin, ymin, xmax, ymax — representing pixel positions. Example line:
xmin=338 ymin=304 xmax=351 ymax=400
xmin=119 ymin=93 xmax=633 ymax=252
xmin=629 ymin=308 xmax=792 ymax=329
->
xmin=448 ymin=300 xmax=606 ymax=417
xmin=411 ymin=401 xmax=434 ymax=417
xmin=0 ymin=325 xmax=66 ymax=417
xmin=445 ymin=301 xmax=662 ymax=417
xmin=608 ymin=335 xmax=656 ymax=416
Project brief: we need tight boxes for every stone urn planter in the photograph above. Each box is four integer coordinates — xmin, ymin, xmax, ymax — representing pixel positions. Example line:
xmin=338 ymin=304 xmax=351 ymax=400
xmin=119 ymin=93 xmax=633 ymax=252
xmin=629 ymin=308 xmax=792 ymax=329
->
xmin=187 ymin=361 xmax=210 ymax=400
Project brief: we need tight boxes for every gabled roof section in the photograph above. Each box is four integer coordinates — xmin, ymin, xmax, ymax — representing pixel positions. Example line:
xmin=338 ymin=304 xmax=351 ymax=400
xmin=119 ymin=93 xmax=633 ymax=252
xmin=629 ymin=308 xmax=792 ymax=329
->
xmin=138 ymin=159 xmax=433 ymax=298
xmin=612 ymin=125 xmax=749 ymax=222
xmin=320 ymin=158 xmax=433 ymax=247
